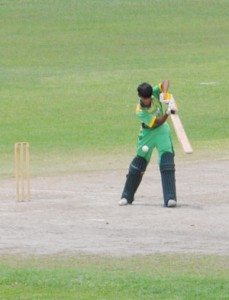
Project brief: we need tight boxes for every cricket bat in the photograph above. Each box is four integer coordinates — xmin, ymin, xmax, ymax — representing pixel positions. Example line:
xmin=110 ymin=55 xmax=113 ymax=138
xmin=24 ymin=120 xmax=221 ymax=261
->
xmin=160 ymin=93 xmax=193 ymax=154
xmin=170 ymin=113 xmax=193 ymax=154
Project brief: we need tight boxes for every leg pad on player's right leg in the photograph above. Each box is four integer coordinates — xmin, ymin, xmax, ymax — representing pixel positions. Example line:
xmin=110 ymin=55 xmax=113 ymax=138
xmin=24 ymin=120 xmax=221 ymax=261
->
xmin=160 ymin=152 xmax=177 ymax=207
xmin=121 ymin=156 xmax=147 ymax=204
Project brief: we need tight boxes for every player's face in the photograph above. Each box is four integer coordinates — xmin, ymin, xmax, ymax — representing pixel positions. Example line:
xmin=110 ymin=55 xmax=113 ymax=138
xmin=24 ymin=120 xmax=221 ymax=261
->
xmin=141 ymin=97 xmax=151 ymax=107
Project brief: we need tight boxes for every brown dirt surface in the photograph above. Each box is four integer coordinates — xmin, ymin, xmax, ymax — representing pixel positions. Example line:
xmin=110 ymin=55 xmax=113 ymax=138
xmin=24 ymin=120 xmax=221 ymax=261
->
xmin=0 ymin=158 xmax=229 ymax=257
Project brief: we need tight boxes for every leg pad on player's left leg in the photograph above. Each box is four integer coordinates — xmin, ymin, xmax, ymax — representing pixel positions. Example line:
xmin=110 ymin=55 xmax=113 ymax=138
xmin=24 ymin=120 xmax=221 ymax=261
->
xmin=160 ymin=152 xmax=177 ymax=207
xmin=121 ymin=156 xmax=147 ymax=204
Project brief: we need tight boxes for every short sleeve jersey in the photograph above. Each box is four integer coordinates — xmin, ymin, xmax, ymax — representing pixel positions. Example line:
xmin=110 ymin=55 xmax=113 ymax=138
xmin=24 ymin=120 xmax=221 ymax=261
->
xmin=136 ymin=83 xmax=164 ymax=129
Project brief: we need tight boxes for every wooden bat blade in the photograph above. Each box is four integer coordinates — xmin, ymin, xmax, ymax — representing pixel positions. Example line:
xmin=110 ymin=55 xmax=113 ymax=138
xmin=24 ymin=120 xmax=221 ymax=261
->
xmin=170 ymin=114 xmax=193 ymax=154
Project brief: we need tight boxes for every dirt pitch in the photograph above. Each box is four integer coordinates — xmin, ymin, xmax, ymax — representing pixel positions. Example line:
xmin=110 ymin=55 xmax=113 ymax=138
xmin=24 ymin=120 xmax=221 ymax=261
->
xmin=0 ymin=158 xmax=229 ymax=257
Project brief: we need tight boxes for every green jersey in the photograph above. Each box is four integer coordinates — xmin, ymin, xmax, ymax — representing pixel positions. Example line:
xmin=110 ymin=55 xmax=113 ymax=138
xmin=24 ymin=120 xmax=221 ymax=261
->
xmin=136 ymin=83 xmax=163 ymax=129
xmin=134 ymin=83 xmax=174 ymax=162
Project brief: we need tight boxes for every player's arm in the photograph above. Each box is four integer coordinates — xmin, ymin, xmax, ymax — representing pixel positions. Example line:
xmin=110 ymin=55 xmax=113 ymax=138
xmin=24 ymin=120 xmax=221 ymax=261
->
xmin=161 ymin=80 xmax=170 ymax=93
xmin=155 ymin=100 xmax=175 ymax=126
xmin=153 ymin=80 xmax=170 ymax=99
xmin=155 ymin=114 xmax=169 ymax=126
xmin=136 ymin=103 xmax=172 ymax=128
xmin=148 ymin=110 xmax=174 ymax=127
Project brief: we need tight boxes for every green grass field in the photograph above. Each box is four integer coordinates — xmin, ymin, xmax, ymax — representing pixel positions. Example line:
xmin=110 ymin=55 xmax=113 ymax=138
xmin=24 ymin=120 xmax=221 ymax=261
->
xmin=0 ymin=254 xmax=229 ymax=300
xmin=0 ymin=0 xmax=229 ymax=298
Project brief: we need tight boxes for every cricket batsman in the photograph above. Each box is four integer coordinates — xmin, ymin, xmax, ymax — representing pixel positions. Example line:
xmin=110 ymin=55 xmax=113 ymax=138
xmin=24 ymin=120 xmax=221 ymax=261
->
xmin=119 ymin=80 xmax=177 ymax=207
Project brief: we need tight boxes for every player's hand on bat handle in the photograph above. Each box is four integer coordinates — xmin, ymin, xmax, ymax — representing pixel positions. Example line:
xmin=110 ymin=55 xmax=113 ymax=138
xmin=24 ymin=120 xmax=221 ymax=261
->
xmin=160 ymin=93 xmax=178 ymax=115
xmin=171 ymin=102 xmax=178 ymax=114
xmin=166 ymin=101 xmax=173 ymax=115
xmin=167 ymin=101 xmax=178 ymax=115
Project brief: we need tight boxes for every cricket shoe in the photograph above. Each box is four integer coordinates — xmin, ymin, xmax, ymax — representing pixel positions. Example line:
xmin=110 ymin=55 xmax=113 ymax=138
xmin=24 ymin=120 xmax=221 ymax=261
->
xmin=167 ymin=199 xmax=177 ymax=207
xmin=118 ymin=198 xmax=129 ymax=206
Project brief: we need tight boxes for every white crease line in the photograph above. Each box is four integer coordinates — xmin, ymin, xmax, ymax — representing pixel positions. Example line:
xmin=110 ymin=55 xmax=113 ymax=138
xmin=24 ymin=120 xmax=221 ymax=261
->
xmin=199 ymin=81 xmax=218 ymax=85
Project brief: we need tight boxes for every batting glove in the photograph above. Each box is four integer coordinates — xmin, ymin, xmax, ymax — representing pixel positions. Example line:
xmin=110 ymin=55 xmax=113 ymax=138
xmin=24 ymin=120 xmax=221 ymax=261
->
xmin=160 ymin=93 xmax=174 ymax=104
